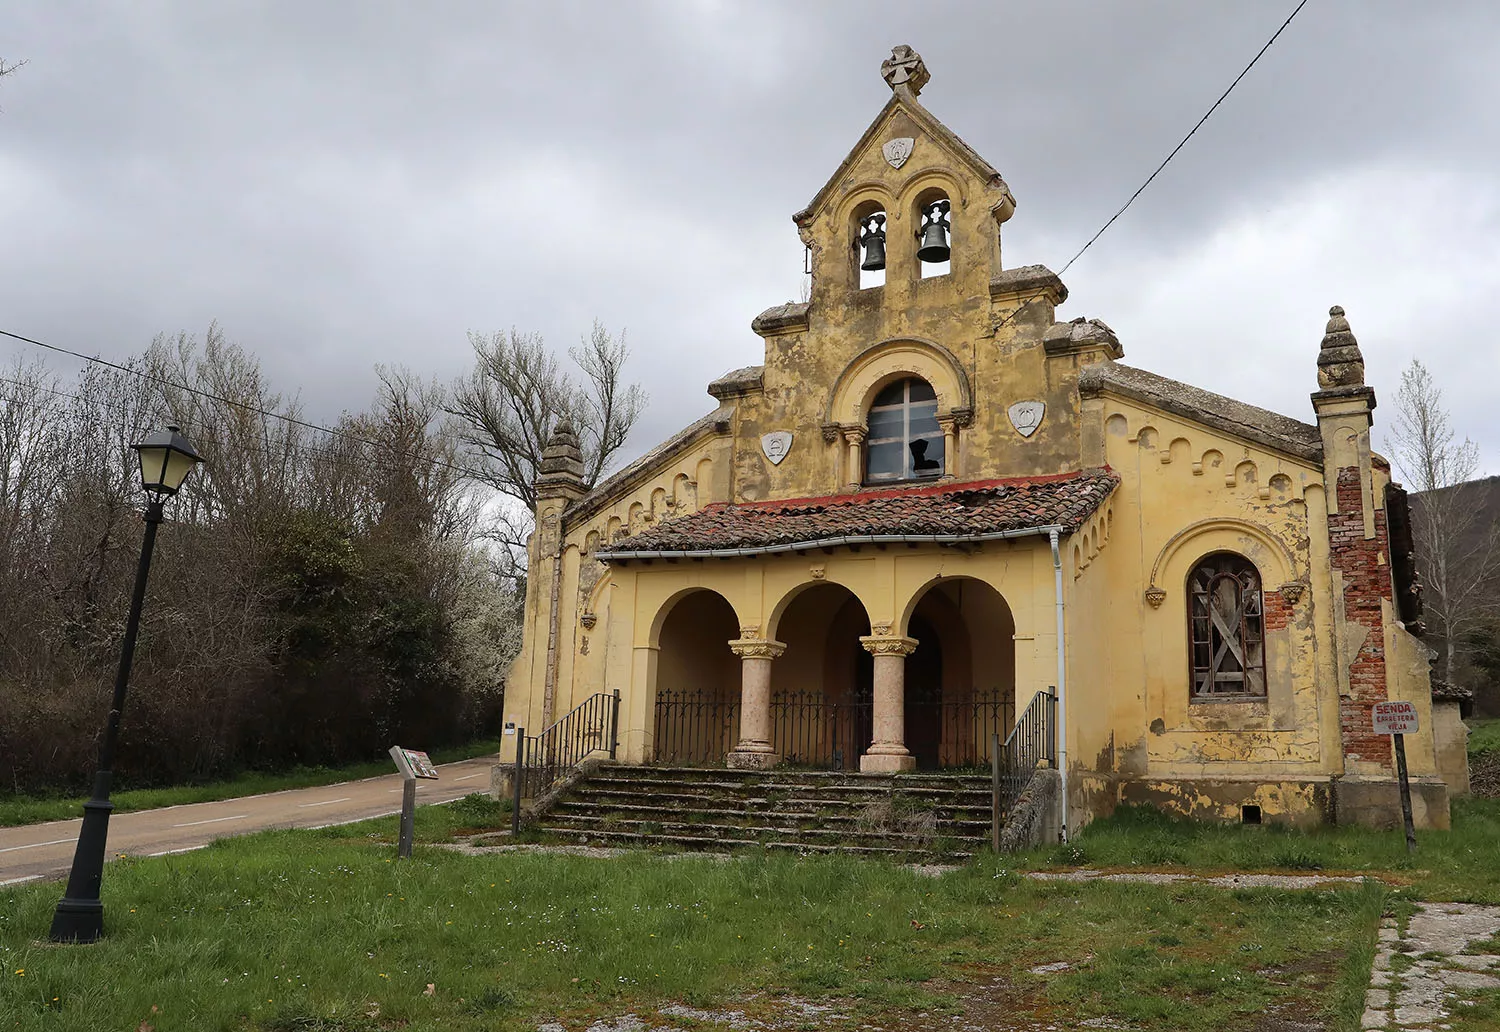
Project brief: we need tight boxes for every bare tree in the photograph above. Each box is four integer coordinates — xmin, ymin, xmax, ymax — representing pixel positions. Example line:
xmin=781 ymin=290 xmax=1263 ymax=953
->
xmin=447 ymin=323 xmax=645 ymax=513
xmin=1386 ymin=358 xmax=1500 ymax=681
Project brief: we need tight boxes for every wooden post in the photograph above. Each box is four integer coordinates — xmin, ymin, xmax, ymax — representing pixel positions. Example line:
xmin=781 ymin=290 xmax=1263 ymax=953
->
xmin=398 ymin=779 xmax=416 ymax=859
xmin=990 ymin=732 xmax=1002 ymax=853
xmin=1393 ymin=732 xmax=1417 ymax=854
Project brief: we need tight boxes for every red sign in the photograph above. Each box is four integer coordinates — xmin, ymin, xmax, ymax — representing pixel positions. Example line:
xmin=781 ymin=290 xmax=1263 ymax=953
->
xmin=1372 ymin=701 xmax=1419 ymax=735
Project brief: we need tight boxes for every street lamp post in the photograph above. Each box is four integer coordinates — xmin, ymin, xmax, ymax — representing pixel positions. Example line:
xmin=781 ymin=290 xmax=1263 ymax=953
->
xmin=49 ymin=425 xmax=203 ymax=944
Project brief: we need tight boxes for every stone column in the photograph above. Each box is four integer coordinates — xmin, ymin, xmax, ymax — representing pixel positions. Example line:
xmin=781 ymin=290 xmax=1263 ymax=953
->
xmin=843 ymin=427 xmax=867 ymax=490
xmin=937 ymin=414 xmax=958 ymax=477
xmin=726 ymin=637 xmax=786 ymax=769
xmin=859 ymin=634 xmax=918 ymax=772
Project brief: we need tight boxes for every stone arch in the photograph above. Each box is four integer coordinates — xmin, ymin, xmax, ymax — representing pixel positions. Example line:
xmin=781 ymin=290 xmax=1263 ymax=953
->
xmin=826 ymin=337 xmax=973 ymax=427
xmin=895 ymin=575 xmax=1017 ymax=769
xmin=897 ymin=168 xmax=967 ymax=216
xmin=649 ymin=587 xmax=742 ymax=764
xmin=766 ymin=577 xmax=869 ymax=642
xmin=1149 ymin=518 xmax=1297 ymax=593
xmin=768 ymin=582 xmax=875 ymax=766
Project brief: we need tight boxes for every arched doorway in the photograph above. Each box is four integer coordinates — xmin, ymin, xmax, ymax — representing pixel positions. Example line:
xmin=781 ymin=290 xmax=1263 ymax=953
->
xmin=770 ymin=583 xmax=872 ymax=769
xmin=904 ymin=578 xmax=1016 ymax=769
xmin=652 ymin=589 xmax=740 ymax=764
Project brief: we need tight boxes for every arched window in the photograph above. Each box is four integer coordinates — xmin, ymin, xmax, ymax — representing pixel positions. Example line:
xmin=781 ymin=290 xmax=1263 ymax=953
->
xmin=1188 ymin=553 xmax=1266 ymax=698
xmin=866 ymin=378 xmax=943 ymax=483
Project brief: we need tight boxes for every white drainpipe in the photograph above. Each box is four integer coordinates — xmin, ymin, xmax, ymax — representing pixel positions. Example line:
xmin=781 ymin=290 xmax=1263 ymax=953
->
xmin=1049 ymin=527 xmax=1068 ymax=842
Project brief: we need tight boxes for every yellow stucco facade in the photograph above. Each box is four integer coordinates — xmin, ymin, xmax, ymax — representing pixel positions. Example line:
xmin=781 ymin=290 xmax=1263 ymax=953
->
xmin=504 ymin=47 xmax=1453 ymax=833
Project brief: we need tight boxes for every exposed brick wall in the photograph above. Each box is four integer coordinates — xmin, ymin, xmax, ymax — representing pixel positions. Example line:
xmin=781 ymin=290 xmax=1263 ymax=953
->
xmin=1328 ymin=465 xmax=1393 ymax=769
xmin=1262 ymin=589 xmax=1290 ymax=633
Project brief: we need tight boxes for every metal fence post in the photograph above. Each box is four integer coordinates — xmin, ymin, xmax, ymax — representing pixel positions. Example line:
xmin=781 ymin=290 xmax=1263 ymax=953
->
xmin=610 ymin=690 xmax=621 ymax=760
xmin=511 ymin=728 xmax=525 ymax=835
xmin=991 ymin=732 xmax=1002 ymax=853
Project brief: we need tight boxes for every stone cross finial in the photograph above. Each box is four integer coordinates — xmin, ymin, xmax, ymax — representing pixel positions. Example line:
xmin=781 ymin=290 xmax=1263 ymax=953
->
xmin=881 ymin=45 xmax=930 ymax=97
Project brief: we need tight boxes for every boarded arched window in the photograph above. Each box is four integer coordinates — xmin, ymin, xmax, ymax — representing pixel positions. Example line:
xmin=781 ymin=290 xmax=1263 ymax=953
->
xmin=1188 ymin=552 xmax=1265 ymax=698
xmin=865 ymin=377 xmax=943 ymax=483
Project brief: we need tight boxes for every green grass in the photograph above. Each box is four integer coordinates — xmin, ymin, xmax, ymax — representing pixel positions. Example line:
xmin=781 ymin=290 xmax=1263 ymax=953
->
xmin=0 ymin=827 xmax=1381 ymax=1032
xmin=1019 ymin=797 xmax=1500 ymax=903
xmin=10 ymin=786 xmax=1500 ymax=1029
xmin=1467 ymin=718 xmax=1500 ymax=758
xmin=0 ymin=739 xmax=500 ymax=828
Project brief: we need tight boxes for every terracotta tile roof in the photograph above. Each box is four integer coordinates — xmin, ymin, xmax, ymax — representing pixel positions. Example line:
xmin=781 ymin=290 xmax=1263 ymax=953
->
xmin=600 ymin=469 xmax=1119 ymax=558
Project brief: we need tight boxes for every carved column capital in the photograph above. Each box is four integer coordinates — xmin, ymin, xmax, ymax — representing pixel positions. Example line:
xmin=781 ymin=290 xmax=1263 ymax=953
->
xmin=729 ymin=637 xmax=786 ymax=660
xmin=842 ymin=425 xmax=868 ymax=445
xmin=859 ymin=634 xmax=918 ymax=657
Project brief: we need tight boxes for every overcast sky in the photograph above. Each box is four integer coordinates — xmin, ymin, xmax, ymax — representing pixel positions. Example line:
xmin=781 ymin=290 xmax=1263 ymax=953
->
xmin=4 ymin=1 xmax=1498 ymax=484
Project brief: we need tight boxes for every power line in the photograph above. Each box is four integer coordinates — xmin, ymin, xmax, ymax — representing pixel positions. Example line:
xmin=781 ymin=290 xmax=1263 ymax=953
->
xmin=992 ymin=0 xmax=1311 ymax=334
xmin=0 ymin=373 xmax=464 ymax=485
xmin=0 ymin=327 xmax=494 ymax=483
xmin=1057 ymin=0 xmax=1310 ymax=276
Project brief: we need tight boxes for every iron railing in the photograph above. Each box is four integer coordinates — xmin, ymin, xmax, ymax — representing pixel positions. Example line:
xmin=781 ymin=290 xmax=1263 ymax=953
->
xmin=991 ymin=687 xmax=1057 ymax=845
xmin=511 ymin=690 xmax=620 ymax=827
xmin=652 ymin=689 xmax=740 ymax=765
xmin=770 ymin=691 xmax=871 ymax=769
xmin=652 ymin=688 xmax=1015 ymax=769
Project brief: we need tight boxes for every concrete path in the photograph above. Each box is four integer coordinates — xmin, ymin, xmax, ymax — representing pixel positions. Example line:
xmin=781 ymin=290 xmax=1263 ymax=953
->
xmin=0 ymin=755 xmax=497 ymax=886
xmin=1364 ymin=901 xmax=1500 ymax=1030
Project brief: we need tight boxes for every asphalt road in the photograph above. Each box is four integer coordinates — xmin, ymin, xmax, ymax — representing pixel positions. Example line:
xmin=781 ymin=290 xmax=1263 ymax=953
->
xmin=0 ymin=755 xmax=498 ymax=887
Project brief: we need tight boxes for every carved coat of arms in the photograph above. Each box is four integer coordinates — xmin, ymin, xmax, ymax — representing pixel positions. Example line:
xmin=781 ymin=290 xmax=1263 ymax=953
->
xmin=882 ymin=138 xmax=915 ymax=169
xmin=1008 ymin=401 xmax=1045 ymax=438
xmin=761 ymin=431 xmax=793 ymax=465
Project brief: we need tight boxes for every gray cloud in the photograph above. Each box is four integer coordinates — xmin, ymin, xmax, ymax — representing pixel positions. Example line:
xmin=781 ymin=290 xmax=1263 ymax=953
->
xmin=3 ymin=0 xmax=1497 ymax=474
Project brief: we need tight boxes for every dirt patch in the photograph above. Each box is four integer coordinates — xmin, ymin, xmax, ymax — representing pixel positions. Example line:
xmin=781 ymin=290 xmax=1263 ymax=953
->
xmin=1470 ymin=751 xmax=1500 ymax=797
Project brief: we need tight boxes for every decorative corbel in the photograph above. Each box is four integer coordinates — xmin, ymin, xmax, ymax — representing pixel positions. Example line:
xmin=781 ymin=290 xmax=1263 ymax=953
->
xmin=1144 ymin=586 xmax=1166 ymax=609
xmin=1278 ymin=582 xmax=1305 ymax=606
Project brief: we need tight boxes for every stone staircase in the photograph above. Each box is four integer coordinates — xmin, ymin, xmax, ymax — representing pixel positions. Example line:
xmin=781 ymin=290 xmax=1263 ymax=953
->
xmin=532 ymin=764 xmax=993 ymax=860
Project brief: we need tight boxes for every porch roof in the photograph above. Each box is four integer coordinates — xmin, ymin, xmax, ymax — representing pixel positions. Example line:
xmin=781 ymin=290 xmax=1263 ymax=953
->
xmin=598 ymin=468 xmax=1119 ymax=560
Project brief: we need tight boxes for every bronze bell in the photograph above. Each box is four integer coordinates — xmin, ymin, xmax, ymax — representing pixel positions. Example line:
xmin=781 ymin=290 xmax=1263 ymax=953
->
xmin=916 ymin=199 xmax=951 ymax=263
xmin=859 ymin=213 xmax=887 ymax=272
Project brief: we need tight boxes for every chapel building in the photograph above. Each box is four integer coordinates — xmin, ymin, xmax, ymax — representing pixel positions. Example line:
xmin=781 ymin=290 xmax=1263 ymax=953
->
xmin=503 ymin=47 xmax=1462 ymax=831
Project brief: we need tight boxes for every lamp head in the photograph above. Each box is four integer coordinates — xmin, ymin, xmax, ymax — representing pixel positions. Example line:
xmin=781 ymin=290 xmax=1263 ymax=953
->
xmin=133 ymin=424 xmax=203 ymax=497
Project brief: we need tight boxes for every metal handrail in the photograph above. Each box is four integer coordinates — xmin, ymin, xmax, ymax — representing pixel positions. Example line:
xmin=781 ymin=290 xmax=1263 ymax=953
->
xmin=511 ymin=690 xmax=620 ymax=830
xmin=990 ymin=688 xmax=1057 ymax=849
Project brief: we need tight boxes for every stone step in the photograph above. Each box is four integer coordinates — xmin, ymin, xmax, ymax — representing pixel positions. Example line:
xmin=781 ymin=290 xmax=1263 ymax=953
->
xmin=539 ymin=826 xmax=975 ymax=860
xmin=573 ymin=781 xmax=992 ymax=803
xmin=546 ymin=814 xmax=985 ymax=847
xmin=535 ymin=765 xmax=994 ymax=861
xmin=590 ymin=766 xmax=991 ymax=791
xmin=552 ymin=800 xmax=993 ymax=824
